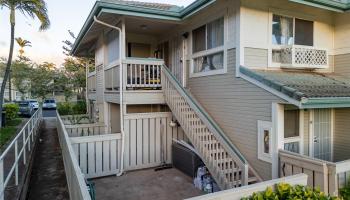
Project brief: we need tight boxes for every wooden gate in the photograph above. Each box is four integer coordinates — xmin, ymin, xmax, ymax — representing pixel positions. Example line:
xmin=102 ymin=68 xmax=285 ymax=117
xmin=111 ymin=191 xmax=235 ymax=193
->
xmin=123 ymin=112 xmax=187 ymax=171
xmin=70 ymin=134 xmax=122 ymax=178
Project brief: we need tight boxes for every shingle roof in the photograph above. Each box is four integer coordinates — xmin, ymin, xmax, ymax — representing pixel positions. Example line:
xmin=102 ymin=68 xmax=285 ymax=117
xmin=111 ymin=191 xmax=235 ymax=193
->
xmin=240 ymin=67 xmax=350 ymax=101
xmin=99 ymin=0 xmax=182 ymax=12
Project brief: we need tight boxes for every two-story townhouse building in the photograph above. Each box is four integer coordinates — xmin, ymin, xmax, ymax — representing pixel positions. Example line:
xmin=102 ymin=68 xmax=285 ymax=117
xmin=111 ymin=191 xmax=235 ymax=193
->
xmin=71 ymin=0 xmax=350 ymax=194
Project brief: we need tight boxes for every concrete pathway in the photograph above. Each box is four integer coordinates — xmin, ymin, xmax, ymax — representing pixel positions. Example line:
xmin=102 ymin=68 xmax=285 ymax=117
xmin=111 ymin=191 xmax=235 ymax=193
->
xmin=26 ymin=118 xmax=69 ymax=200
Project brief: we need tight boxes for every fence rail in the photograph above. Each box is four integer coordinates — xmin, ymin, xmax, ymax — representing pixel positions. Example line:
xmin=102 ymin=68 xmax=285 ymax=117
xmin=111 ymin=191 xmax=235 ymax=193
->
xmin=279 ymin=150 xmax=350 ymax=196
xmin=57 ymin=113 xmax=92 ymax=200
xmin=0 ymin=109 xmax=42 ymax=200
xmin=65 ymin=123 xmax=106 ymax=137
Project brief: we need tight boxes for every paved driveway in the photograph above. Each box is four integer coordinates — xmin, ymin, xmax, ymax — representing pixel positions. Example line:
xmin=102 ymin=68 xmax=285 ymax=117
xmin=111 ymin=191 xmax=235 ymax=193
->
xmin=42 ymin=109 xmax=57 ymax=118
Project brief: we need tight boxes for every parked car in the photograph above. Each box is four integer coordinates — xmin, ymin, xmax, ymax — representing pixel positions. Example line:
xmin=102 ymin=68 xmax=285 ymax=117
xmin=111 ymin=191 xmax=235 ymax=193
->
xmin=29 ymin=99 xmax=39 ymax=110
xmin=18 ymin=101 xmax=35 ymax=116
xmin=42 ymin=99 xmax=57 ymax=110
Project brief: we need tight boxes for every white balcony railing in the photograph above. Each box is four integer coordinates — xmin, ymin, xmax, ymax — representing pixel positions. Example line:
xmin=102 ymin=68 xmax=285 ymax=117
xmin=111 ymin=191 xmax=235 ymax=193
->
xmin=123 ymin=58 xmax=163 ymax=90
xmin=279 ymin=45 xmax=328 ymax=69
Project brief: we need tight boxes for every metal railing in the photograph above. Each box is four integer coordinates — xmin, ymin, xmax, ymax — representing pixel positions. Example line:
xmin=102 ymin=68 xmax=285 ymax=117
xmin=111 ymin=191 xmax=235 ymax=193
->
xmin=0 ymin=109 xmax=42 ymax=200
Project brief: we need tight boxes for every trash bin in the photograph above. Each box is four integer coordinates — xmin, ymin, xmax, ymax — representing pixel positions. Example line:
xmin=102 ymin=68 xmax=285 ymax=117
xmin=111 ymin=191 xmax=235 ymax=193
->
xmin=1 ymin=111 xmax=5 ymax=127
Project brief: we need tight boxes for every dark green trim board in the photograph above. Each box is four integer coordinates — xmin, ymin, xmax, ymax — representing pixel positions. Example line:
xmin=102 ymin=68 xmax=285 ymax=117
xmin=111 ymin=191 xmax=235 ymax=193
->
xmin=289 ymin=0 xmax=350 ymax=12
xmin=240 ymin=66 xmax=350 ymax=109
xmin=71 ymin=0 xmax=216 ymax=55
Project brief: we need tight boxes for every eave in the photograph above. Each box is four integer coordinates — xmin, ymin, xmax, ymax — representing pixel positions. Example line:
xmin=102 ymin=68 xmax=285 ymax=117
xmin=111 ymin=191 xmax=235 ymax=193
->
xmin=71 ymin=0 xmax=216 ymax=56
xmin=289 ymin=0 xmax=350 ymax=12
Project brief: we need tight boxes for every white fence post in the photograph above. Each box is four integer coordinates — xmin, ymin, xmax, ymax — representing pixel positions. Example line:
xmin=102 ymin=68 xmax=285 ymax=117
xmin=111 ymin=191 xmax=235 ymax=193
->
xmin=23 ymin=130 xmax=26 ymax=165
xmin=15 ymin=140 xmax=18 ymax=185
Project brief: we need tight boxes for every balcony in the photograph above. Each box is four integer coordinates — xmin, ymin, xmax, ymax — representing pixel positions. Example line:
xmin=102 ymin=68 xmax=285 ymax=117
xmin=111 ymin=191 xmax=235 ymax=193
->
xmin=274 ymin=45 xmax=328 ymax=69
xmin=104 ymin=58 xmax=165 ymax=104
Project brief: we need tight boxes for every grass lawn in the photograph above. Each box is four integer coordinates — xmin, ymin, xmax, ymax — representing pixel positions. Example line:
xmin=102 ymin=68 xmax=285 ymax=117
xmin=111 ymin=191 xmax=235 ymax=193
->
xmin=0 ymin=118 xmax=24 ymax=148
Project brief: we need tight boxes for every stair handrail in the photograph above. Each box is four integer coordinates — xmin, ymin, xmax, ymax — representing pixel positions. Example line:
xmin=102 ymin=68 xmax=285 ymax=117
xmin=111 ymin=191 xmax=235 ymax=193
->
xmin=162 ymin=65 xmax=248 ymax=168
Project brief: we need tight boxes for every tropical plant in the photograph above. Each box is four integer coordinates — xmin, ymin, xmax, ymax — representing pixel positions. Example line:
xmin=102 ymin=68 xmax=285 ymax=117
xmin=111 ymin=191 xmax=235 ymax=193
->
xmin=241 ymin=183 xmax=339 ymax=200
xmin=62 ymin=30 xmax=94 ymax=100
xmin=0 ymin=0 xmax=50 ymax=127
xmin=15 ymin=37 xmax=32 ymax=56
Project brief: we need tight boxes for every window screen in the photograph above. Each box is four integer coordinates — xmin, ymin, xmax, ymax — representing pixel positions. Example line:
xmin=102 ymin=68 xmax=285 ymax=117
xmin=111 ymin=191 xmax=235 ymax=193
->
xmin=295 ymin=18 xmax=313 ymax=46
xmin=192 ymin=25 xmax=206 ymax=53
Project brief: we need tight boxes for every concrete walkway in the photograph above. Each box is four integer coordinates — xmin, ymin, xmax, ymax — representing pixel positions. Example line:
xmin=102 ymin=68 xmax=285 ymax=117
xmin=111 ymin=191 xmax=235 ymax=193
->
xmin=26 ymin=118 xmax=69 ymax=200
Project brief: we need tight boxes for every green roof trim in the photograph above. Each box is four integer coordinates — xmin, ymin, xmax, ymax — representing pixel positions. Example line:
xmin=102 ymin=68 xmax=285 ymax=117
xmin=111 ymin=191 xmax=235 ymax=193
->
xmin=289 ymin=0 xmax=350 ymax=12
xmin=71 ymin=0 xmax=216 ymax=55
xmin=240 ymin=66 xmax=350 ymax=109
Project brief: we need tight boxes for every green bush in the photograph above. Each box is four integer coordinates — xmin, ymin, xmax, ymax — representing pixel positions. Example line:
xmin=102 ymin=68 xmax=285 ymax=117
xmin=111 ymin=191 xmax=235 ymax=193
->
xmin=57 ymin=101 xmax=86 ymax=116
xmin=72 ymin=101 xmax=86 ymax=115
xmin=340 ymin=181 xmax=350 ymax=199
xmin=57 ymin=102 xmax=73 ymax=115
xmin=4 ymin=103 xmax=19 ymax=121
xmin=241 ymin=183 xmax=339 ymax=200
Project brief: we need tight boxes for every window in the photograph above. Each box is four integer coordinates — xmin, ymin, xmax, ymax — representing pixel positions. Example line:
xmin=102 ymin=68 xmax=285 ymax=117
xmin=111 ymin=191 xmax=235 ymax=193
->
xmin=295 ymin=18 xmax=313 ymax=46
xmin=192 ymin=17 xmax=225 ymax=75
xmin=258 ymin=121 xmax=272 ymax=163
xmin=272 ymin=15 xmax=294 ymax=45
xmin=284 ymin=109 xmax=301 ymax=153
xmin=106 ymin=30 xmax=120 ymax=65
xmin=272 ymin=14 xmax=313 ymax=46
xmin=272 ymin=14 xmax=314 ymax=65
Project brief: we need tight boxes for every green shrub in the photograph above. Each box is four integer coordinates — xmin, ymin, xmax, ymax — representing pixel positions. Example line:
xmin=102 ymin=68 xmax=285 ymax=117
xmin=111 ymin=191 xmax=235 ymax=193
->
xmin=241 ymin=183 xmax=339 ymax=200
xmin=4 ymin=103 xmax=19 ymax=121
xmin=340 ymin=181 xmax=350 ymax=199
xmin=57 ymin=102 xmax=73 ymax=115
xmin=58 ymin=101 xmax=86 ymax=116
xmin=72 ymin=101 xmax=86 ymax=115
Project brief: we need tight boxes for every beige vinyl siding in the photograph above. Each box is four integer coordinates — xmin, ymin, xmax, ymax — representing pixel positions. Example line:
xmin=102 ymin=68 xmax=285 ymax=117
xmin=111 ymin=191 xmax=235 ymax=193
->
xmin=105 ymin=92 xmax=120 ymax=104
xmin=333 ymin=108 xmax=350 ymax=162
xmin=334 ymin=53 xmax=350 ymax=76
xmin=244 ymin=48 xmax=268 ymax=69
xmin=187 ymin=48 xmax=285 ymax=180
xmin=303 ymin=110 xmax=310 ymax=156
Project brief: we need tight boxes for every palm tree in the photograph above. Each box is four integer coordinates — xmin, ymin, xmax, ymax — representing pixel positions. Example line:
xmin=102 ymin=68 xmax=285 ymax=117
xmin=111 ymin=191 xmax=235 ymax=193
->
xmin=0 ymin=0 xmax=50 ymax=127
xmin=15 ymin=37 xmax=32 ymax=56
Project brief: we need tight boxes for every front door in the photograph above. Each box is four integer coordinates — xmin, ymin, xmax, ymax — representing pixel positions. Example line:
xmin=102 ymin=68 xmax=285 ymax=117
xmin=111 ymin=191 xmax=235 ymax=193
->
xmin=169 ymin=36 xmax=185 ymax=86
xmin=313 ymin=109 xmax=332 ymax=161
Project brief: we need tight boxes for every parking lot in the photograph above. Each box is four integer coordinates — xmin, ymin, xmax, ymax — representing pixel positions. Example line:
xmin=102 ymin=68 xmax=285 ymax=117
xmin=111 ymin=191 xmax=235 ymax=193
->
xmin=42 ymin=109 xmax=57 ymax=118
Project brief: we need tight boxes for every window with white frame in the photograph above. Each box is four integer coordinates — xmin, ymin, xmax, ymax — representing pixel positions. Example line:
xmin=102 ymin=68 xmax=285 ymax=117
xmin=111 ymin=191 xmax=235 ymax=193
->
xmin=272 ymin=14 xmax=314 ymax=63
xmin=284 ymin=109 xmax=301 ymax=153
xmin=258 ymin=121 xmax=272 ymax=163
xmin=192 ymin=17 xmax=224 ymax=74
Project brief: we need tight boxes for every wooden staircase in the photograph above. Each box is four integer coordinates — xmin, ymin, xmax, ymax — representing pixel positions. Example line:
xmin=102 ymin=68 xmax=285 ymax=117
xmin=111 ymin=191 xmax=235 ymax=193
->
xmin=161 ymin=66 xmax=261 ymax=190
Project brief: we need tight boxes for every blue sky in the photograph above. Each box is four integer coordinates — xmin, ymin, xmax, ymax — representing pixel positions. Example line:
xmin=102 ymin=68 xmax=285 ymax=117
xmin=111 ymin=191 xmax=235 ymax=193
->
xmin=0 ymin=0 xmax=194 ymax=67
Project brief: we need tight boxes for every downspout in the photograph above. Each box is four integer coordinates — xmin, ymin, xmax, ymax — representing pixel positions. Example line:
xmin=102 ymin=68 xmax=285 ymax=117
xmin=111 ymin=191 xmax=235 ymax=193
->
xmin=93 ymin=16 xmax=125 ymax=176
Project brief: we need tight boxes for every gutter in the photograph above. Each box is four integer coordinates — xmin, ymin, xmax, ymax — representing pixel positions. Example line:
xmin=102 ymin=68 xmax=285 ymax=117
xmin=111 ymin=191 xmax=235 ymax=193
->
xmin=301 ymin=97 xmax=350 ymax=109
xmin=93 ymin=16 xmax=125 ymax=177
